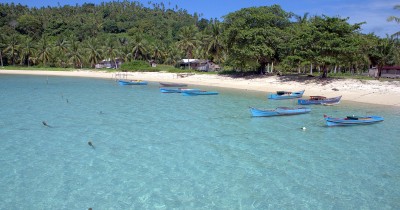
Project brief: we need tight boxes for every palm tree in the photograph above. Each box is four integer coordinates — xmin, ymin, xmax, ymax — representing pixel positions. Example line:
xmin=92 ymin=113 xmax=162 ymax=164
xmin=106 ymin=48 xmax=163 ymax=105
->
xmin=176 ymin=25 xmax=200 ymax=59
xmin=387 ymin=5 xmax=400 ymax=37
xmin=150 ymin=43 xmax=165 ymax=64
xmin=53 ymin=37 xmax=69 ymax=68
xmin=54 ymin=37 xmax=69 ymax=54
xmin=3 ymin=34 xmax=20 ymax=65
xmin=118 ymin=37 xmax=129 ymax=46
xmin=0 ymin=33 xmax=6 ymax=67
xmin=164 ymin=45 xmax=181 ymax=65
xmin=130 ymin=34 xmax=148 ymax=60
xmin=37 ymin=36 xmax=52 ymax=66
xmin=19 ymin=38 xmax=36 ymax=67
xmin=102 ymin=37 xmax=120 ymax=68
xmin=85 ymin=37 xmax=102 ymax=68
xmin=193 ymin=40 xmax=207 ymax=60
xmin=206 ymin=22 xmax=225 ymax=63
xmin=295 ymin=12 xmax=310 ymax=25
xmin=28 ymin=51 xmax=39 ymax=66
xmin=67 ymin=39 xmax=83 ymax=68
xmin=118 ymin=37 xmax=130 ymax=62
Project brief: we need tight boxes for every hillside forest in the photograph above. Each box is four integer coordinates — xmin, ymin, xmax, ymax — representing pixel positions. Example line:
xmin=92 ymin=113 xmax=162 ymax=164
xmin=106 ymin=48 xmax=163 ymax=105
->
xmin=0 ymin=1 xmax=399 ymax=77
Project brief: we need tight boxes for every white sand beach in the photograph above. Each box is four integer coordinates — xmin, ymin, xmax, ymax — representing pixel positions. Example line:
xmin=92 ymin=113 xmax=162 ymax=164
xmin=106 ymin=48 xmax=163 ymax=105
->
xmin=2 ymin=69 xmax=400 ymax=107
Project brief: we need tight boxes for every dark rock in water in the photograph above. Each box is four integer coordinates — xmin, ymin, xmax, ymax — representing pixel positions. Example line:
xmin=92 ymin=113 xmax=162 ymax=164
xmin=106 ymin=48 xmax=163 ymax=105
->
xmin=88 ymin=141 xmax=95 ymax=149
xmin=42 ymin=121 xmax=52 ymax=127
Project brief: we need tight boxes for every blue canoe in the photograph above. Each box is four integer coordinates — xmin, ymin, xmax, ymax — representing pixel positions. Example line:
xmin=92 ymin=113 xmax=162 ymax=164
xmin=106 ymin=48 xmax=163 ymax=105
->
xmin=324 ymin=115 xmax=384 ymax=126
xmin=160 ymin=88 xmax=200 ymax=93
xmin=118 ymin=80 xmax=148 ymax=85
xmin=182 ymin=91 xmax=219 ymax=96
xmin=250 ymin=107 xmax=311 ymax=117
xmin=268 ymin=90 xmax=305 ymax=100
xmin=159 ymin=82 xmax=188 ymax=87
xmin=298 ymin=95 xmax=342 ymax=105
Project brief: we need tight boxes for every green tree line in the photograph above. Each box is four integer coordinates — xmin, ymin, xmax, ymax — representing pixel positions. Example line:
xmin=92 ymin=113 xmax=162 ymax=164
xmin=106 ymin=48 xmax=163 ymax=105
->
xmin=0 ymin=2 xmax=399 ymax=77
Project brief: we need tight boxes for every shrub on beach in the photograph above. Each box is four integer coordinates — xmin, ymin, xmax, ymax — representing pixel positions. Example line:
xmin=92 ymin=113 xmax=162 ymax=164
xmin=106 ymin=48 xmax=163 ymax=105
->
xmin=120 ymin=61 xmax=154 ymax=72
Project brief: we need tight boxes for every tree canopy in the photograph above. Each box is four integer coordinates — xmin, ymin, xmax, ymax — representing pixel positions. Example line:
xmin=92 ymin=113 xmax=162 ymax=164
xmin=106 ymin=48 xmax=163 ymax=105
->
xmin=0 ymin=2 xmax=398 ymax=77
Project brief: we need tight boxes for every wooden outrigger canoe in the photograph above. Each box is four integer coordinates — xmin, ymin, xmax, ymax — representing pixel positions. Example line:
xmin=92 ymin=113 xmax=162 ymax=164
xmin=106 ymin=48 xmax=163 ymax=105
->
xmin=159 ymin=82 xmax=188 ymax=87
xmin=250 ymin=107 xmax=311 ymax=117
xmin=181 ymin=91 xmax=219 ymax=96
xmin=298 ymin=96 xmax=342 ymax=105
xmin=324 ymin=115 xmax=384 ymax=126
xmin=267 ymin=90 xmax=305 ymax=100
xmin=118 ymin=80 xmax=148 ymax=85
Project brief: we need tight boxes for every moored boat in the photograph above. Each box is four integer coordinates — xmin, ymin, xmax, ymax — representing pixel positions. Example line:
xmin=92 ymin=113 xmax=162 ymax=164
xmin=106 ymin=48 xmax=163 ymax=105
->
xmin=159 ymin=82 xmax=188 ymax=87
xmin=160 ymin=88 xmax=200 ymax=93
xmin=181 ymin=91 xmax=219 ymax=96
xmin=268 ymin=90 xmax=305 ymax=100
xmin=250 ymin=107 xmax=311 ymax=117
xmin=118 ymin=80 xmax=148 ymax=85
xmin=324 ymin=115 xmax=384 ymax=126
xmin=321 ymin=101 xmax=340 ymax=106
xmin=298 ymin=96 xmax=342 ymax=105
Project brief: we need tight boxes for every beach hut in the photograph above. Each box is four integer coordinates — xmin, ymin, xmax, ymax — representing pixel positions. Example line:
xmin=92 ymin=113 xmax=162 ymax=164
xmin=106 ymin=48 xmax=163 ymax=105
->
xmin=369 ymin=66 xmax=400 ymax=78
xmin=179 ymin=59 xmax=221 ymax=72
xmin=95 ymin=58 xmax=123 ymax=69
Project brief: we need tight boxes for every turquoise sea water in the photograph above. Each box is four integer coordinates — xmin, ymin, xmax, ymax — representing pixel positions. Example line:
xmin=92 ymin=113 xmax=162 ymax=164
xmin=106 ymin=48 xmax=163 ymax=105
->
xmin=0 ymin=75 xmax=399 ymax=209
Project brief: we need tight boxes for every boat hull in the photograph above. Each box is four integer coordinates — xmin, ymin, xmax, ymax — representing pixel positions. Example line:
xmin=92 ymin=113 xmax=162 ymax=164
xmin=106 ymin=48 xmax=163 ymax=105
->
xmin=324 ymin=115 xmax=384 ymax=126
xmin=118 ymin=80 xmax=148 ymax=85
xmin=160 ymin=88 xmax=200 ymax=93
xmin=321 ymin=101 xmax=340 ymax=106
xmin=250 ymin=107 xmax=311 ymax=117
xmin=182 ymin=91 xmax=219 ymax=96
xmin=298 ymin=96 xmax=342 ymax=105
xmin=159 ymin=82 xmax=188 ymax=87
xmin=268 ymin=90 xmax=305 ymax=100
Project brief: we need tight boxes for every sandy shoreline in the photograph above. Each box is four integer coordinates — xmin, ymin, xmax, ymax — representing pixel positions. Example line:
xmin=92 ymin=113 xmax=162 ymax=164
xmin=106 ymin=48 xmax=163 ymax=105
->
xmin=2 ymin=69 xmax=400 ymax=107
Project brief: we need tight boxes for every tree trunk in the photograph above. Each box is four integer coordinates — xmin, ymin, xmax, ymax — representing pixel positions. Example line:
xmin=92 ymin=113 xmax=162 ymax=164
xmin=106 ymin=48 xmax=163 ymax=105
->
xmin=310 ymin=63 xmax=313 ymax=75
xmin=259 ymin=61 xmax=266 ymax=74
xmin=0 ymin=51 xmax=3 ymax=67
xmin=298 ymin=61 xmax=301 ymax=73
xmin=134 ymin=49 xmax=138 ymax=60
xmin=377 ymin=65 xmax=382 ymax=79
xmin=271 ymin=62 xmax=274 ymax=73
xmin=321 ymin=65 xmax=328 ymax=78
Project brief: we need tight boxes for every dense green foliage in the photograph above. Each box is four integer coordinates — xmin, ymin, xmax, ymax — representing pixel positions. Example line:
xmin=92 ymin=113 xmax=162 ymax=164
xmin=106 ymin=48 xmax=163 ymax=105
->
xmin=0 ymin=2 xmax=399 ymax=77
xmin=120 ymin=60 xmax=150 ymax=71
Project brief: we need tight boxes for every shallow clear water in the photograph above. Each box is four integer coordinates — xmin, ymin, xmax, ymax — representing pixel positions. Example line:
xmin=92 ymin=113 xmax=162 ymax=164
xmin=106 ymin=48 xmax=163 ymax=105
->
xmin=0 ymin=75 xmax=399 ymax=209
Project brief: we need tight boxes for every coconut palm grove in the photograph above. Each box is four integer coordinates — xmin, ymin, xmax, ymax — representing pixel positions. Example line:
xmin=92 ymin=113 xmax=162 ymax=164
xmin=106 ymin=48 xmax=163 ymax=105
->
xmin=0 ymin=2 xmax=399 ymax=77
